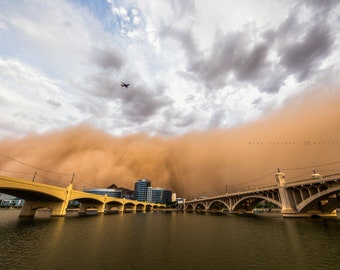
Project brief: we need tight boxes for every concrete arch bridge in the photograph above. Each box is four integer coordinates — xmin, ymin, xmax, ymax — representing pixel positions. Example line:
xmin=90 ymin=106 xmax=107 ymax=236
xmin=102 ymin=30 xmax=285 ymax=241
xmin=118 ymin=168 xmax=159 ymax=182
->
xmin=0 ymin=175 xmax=164 ymax=217
xmin=185 ymin=172 xmax=340 ymax=217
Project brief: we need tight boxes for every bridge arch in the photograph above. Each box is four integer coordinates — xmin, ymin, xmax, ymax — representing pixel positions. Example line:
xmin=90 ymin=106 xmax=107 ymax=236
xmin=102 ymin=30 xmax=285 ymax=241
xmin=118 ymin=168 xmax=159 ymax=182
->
xmin=136 ymin=202 xmax=146 ymax=212
xmin=186 ymin=204 xmax=194 ymax=210
xmin=124 ymin=202 xmax=136 ymax=212
xmin=194 ymin=202 xmax=207 ymax=211
xmin=0 ymin=187 xmax=65 ymax=202
xmin=145 ymin=204 xmax=153 ymax=211
xmin=105 ymin=201 xmax=124 ymax=212
xmin=76 ymin=198 xmax=106 ymax=214
xmin=72 ymin=197 xmax=104 ymax=204
xmin=297 ymin=185 xmax=340 ymax=214
xmin=207 ymin=200 xmax=229 ymax=211
xmin=232 ymin=195 xmax=281 ymax=212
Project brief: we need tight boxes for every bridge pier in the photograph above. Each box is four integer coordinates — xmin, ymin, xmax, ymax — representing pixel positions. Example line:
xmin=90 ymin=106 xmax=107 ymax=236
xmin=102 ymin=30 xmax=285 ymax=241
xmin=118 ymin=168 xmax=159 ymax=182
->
xmin=19 ymin=201 xmax=68 ymax=217
xmin=132 ymin=205 xmax=137 ymax=212
xmin=104 ymin=203 xmax=123 ymax=213
xmin=79 ymin=203 xmax=105 ymax=215
xmin=275 ymin=171 xmax=299 ymax=216
xmin=124 ymin=204 xmax=137 ymax=212
xmin=19 ymin=201 xmax=36 ymax=217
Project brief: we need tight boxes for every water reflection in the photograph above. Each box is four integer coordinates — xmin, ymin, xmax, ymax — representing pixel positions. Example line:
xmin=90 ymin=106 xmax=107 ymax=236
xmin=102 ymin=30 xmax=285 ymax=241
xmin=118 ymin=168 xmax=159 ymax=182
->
xmin=0 ymin=210 xmax=339 ymax=270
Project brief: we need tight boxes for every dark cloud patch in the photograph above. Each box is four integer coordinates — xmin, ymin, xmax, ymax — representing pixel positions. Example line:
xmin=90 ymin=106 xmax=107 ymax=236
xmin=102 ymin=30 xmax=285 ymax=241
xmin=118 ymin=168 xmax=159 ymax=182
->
xmin=275 ymin=13 xmax=298 ymax=41
xmin=187 ymin=31 xmax=274 ymax=91
xmin=260 ymin=72 xmax=286 ymax=94
xmin=81 ymin=44 xmax=174 ymax=127
xmin=236 ymin=42 xmax=269 ymax=81
xmin=161 ymin=26 xmax=279 ymax=92
xmin=80 ymin=71 xmax=173 ymax=124
xmin=252 ymin=97 xmax=262 ymax=106
xmin=73 ymin=100 xmax=108 ymax=118
xmin=119 ymin=84 xmax=173 ymax=123
xmin=192 ymin=12 xmax=334 ymax=92
xmin=90 ymin=46 xmax=124 ymax=70
xmin=303 ymin=0 xmax=339 ymax=14
xmin=208 ymin=109 xmax=226 ymax=128
xmin=162 ymin=3 xmax=337 ymax=94
xmin=47 ymin=99 xmax=62 ymax=108
xmin=170 ymin=0 xmax=196 ymax=19
xmin=160 ymin=25 xmax=198 ymax=57
xmin=278 ymin=24 xmax=334 ymax=82
xmin=82 ymin=72 xmax=117 ymax=98
xmin=174 ymin=112 xmax=197 ymax=128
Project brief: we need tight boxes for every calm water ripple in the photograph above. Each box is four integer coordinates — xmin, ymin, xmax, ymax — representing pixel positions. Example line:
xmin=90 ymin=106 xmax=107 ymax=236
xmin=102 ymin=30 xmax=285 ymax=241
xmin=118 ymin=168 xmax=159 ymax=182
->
xmin=0 ymin=210 xmax=339 ymax=270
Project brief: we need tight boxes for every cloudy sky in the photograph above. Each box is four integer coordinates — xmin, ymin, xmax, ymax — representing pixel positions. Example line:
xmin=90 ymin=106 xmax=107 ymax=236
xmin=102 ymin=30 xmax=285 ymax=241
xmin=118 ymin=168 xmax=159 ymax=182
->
xmin=0 ymin=0 xmax=339 ymax=139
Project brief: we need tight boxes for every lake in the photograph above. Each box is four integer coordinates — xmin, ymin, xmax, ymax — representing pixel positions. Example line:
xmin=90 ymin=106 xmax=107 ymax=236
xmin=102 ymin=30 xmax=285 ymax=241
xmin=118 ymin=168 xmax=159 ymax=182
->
xmin=0 ymin=209 xmax=339 ymax=270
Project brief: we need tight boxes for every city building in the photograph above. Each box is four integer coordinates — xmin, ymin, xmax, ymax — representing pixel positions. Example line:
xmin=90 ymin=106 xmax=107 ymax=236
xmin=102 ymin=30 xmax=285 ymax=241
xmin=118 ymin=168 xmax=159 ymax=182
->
xmin=148 ymin=187 xmax=173 ymax=204
xmin=147 ymin=186 xmax=153 ymax=202
xmin=172 ymin=193 xmax=177 ymax=202
xmin=134 ymin=179 xmax=151 ymax=202
xmin=0 ymin=193 xmax=24 ymax=207
xmin=84 ymin=188 xmax=122 ymax=198
xmin=176 ymin=198 xmax=185 ymax=205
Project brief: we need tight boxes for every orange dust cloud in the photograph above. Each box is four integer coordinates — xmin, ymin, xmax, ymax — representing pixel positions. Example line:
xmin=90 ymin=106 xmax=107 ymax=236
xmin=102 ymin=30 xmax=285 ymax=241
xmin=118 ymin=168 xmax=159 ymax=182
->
xmin=1 ymin=86 xmax=340 ymax=198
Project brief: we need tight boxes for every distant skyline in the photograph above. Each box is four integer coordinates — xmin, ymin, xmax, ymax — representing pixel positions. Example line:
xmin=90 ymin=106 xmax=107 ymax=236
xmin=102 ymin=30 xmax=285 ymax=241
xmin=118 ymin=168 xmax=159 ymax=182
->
xmin=1 ymin=0 xmax=339 ymax=138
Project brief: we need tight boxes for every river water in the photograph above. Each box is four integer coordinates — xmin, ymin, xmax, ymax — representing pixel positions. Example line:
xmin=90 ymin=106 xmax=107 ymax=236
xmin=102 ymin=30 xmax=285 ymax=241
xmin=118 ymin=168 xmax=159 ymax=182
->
xmin=0 ymin=209 xmax=339 ymax=270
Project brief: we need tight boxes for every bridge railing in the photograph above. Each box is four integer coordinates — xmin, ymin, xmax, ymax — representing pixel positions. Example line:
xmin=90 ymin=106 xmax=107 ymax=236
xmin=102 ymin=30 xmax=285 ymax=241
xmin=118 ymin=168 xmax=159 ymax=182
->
xmin=286 ymin=172 xmax=340 ymax=187
xmin=0 ymin=169 xmax=75 ymax=188
xmin=186 ymin=171 xmax=340 ymax=204
xmin=0 ymin=169 xmax=101 ymax=191
xmin=186 ymin=184 xmax=280 ymax=203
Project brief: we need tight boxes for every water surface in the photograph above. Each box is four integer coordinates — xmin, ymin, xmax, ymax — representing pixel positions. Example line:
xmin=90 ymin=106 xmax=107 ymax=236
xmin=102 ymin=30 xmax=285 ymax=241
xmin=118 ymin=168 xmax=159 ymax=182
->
xmin=0 ymin=210 xmax=339 ymax=270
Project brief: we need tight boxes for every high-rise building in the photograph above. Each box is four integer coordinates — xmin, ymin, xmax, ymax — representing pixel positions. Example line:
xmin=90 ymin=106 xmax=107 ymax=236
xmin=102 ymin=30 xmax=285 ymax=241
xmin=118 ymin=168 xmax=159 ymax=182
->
xmin=150 ymin=187 xmax=173 ymax=204
xmin=172 ymin=193 xmax=177 ymax=202
xmin=134 ymin=179 xmax=151 ymax=202
xmin=147 ymin=187 xmax=153 ymax=203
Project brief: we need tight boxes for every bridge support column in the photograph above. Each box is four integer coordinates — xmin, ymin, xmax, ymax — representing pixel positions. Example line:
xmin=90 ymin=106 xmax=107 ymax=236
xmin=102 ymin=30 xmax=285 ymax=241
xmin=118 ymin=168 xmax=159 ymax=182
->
xmin=97 ymin=203 xmax=105 ymax=214
xmin=276 ymin=171 xmax=298 ymax=216
xmin=19 ymin=201 xmax=67 ymax=217
xmin=50 ymin=202 xmax=69 ymax=217
xmin=118 ymin=205 xmax=124 ymax=212
xmin=58 ymin=183 xmax=73 ymax=216
xmin=97 ymin=194 xmax=107 ymax=214
xmin=79 ymin=203 xmax=86 ymax=214
xmin=19 ymin=201 xmax=36 ymax=217
xmin=79 ymin=202 xmax=105 ymax=215
xmin=123 ymin=204 xmax=137 ymax=212
xmin=104 ymin=203 xmax=112 ymax=213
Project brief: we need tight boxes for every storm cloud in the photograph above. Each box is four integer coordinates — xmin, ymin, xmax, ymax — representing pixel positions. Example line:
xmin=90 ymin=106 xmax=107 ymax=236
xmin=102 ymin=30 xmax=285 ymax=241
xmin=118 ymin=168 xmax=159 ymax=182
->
xmin=0 ymin=1 xmax=339 ymax=139
xmin=161 ymin=2 xmax=337 ymax=94
xmin=1 ymin=85 xmax=340 ymax=198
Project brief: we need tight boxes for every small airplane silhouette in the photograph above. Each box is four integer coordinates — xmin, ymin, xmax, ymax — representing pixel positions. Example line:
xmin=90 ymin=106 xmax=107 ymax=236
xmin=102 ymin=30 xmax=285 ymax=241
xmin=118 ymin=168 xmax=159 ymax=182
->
xmin=121 ymin=82 xmax=130 ymax=88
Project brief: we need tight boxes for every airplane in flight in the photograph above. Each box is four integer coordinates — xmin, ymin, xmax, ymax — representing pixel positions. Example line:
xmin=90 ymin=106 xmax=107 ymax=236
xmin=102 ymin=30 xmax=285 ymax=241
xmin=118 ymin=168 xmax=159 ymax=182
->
xmin=121 ymin=82 xmax=130 ymax=88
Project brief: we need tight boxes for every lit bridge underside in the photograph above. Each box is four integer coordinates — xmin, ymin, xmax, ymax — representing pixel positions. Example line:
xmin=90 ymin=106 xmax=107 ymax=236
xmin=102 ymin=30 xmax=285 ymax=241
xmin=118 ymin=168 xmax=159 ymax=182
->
xmin=184 ymin=172 xmax=340 ymax=217
xmin=0 ymin=175 xmax=165 ymax=217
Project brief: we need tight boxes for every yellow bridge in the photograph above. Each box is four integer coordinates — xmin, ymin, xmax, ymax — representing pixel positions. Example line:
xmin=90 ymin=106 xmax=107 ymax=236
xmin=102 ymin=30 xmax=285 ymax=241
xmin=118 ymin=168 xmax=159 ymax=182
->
xmin=0 ymin=175 xmax=165 ymax=217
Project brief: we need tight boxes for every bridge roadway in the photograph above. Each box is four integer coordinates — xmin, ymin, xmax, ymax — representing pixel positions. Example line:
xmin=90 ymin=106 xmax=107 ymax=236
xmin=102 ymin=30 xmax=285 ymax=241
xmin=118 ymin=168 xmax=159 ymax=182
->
xmin=185 ymin=171 xmax=340 ymax=217
xmin=0 ymin=175 xmax=165 ymax=217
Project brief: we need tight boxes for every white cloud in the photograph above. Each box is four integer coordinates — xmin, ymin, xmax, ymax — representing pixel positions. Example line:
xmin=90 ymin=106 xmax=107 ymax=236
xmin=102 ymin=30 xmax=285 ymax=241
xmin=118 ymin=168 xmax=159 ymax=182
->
xmin=0 ymin=56 xmax=76 ymax=136
xmin=0 ymin=0 xmax=339 ymax=139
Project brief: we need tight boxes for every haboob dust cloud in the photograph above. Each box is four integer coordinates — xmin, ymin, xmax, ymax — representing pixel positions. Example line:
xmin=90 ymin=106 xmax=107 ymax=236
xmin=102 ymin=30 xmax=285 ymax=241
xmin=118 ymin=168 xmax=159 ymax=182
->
xmin=1 ymin=86 xmax=340 ymax=198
